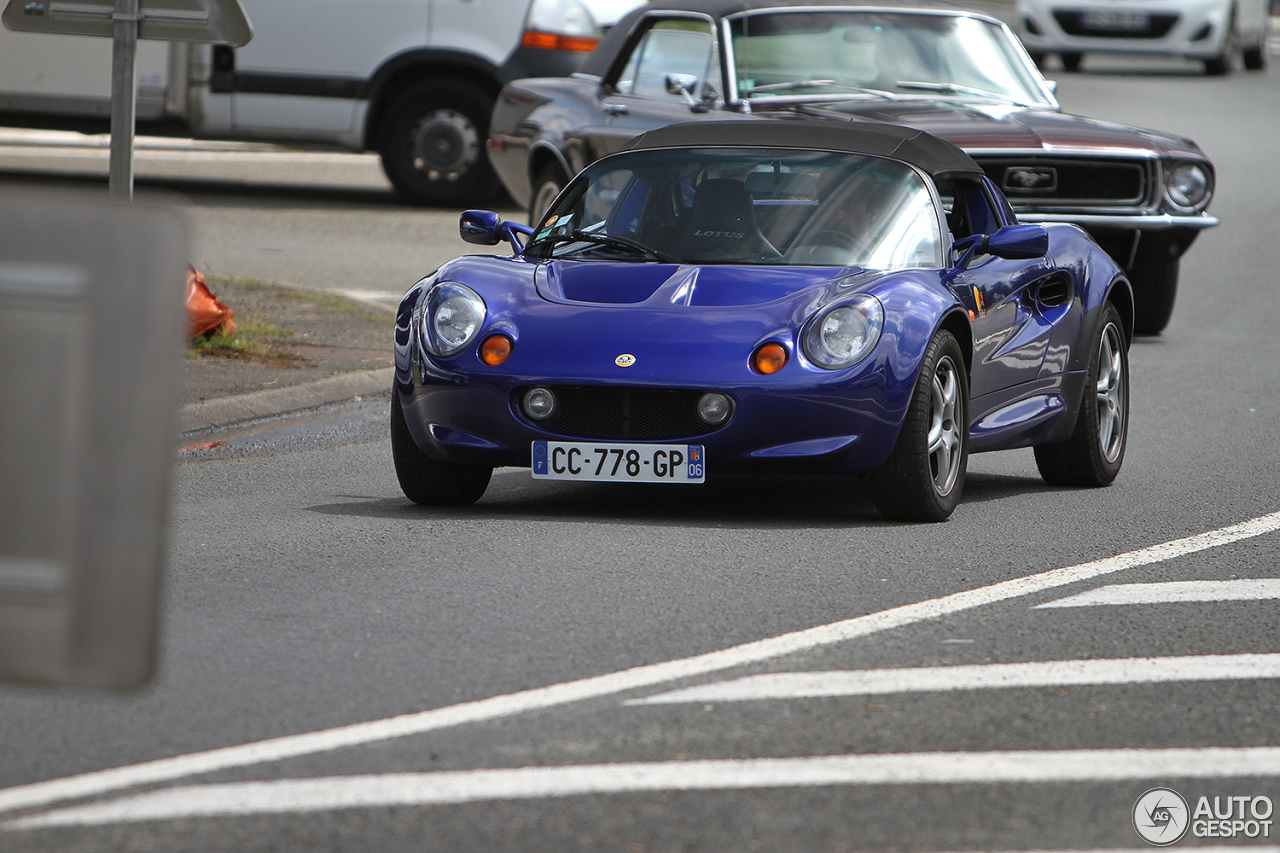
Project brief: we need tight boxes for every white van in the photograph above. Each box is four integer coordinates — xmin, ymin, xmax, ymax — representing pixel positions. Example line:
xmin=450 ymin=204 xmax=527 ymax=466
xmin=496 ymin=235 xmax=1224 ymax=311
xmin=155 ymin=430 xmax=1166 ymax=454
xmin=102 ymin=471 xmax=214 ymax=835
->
xmin=0 ymin=0 xmax=642 ymax=204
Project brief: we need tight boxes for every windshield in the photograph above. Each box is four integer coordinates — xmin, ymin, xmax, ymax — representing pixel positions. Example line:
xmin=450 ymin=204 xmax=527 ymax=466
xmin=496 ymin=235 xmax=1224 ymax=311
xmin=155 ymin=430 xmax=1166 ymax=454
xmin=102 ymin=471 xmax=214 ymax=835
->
xmin=729 ymin=11 xmax=1053 ymax=108
xmin=527 ymin=147 xmax=944 ymax=269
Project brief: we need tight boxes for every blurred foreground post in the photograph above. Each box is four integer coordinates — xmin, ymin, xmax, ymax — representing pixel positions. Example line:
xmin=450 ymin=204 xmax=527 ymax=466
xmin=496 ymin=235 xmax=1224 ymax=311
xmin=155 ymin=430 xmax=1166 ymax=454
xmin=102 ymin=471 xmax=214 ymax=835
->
xmin=0 ymin=190 xmax=188 ymax=691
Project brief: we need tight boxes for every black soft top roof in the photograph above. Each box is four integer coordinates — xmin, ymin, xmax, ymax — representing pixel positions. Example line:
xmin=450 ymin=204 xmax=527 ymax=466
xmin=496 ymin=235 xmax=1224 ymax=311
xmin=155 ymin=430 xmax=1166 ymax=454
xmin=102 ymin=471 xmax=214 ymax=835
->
xmin=620 ymin=118 xmax=984 ymax=180
xmin=580 ymin=0 xmax=983 ymax=79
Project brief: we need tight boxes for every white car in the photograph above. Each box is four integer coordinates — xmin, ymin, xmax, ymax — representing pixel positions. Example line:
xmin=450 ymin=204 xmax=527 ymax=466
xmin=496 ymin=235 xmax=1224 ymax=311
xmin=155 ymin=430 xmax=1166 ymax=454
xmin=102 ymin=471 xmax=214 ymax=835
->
xmin=1016 ymin=0 xmax=1271 ymax=74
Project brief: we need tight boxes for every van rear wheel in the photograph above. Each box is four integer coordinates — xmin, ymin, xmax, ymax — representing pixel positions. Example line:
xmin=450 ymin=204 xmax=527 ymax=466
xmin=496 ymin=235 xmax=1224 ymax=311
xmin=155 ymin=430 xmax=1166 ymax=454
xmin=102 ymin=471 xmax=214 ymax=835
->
xmin=378 ymin=78 xmax=497 ymax=206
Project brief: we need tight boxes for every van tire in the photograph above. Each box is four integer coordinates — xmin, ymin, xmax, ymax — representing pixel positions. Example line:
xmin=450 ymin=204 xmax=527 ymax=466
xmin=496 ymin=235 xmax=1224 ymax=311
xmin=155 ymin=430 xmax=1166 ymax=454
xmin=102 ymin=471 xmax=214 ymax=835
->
xmin=378 ymin=77 xmax=498 ymax=206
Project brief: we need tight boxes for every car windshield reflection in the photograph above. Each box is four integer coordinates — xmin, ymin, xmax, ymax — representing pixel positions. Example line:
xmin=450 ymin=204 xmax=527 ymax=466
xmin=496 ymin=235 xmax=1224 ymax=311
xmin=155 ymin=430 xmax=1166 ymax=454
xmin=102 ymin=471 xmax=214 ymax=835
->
xmin=729 ymin=11 xmax=1053 ymax=108
xmin=526 ymin=147 xmax=944 ymax=268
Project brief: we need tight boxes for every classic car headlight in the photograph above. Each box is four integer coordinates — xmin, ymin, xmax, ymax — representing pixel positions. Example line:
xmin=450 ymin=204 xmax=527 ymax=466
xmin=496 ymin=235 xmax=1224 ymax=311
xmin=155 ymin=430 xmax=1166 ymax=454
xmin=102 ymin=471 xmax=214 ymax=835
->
xmin=422 ymin=283 xmax=486 ymax=356
xmin=803 ymin=295 xmax=884 ymax=370
xmin=1165 ymin=162 xmax=1212 ymax=212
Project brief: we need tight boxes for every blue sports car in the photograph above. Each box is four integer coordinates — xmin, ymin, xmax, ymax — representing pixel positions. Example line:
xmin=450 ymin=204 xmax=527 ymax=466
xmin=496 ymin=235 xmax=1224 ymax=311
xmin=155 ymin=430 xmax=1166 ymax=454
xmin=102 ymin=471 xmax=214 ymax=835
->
xmin=392 ymin=120 xmax=1132 ymax=521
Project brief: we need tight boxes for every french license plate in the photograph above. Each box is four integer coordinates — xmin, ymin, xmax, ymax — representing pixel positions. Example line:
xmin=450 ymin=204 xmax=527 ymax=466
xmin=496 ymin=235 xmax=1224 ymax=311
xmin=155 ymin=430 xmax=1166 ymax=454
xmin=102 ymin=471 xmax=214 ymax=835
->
xmin=1082 ymin=10 xmax=1149 ymax=31
xmin=532 ymin=441 xmax=705 ymax=483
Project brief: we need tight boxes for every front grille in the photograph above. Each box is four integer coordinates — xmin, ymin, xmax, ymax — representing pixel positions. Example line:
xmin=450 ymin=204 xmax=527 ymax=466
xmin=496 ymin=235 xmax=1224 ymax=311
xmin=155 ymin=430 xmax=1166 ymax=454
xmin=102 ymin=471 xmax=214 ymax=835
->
xmin=977 ymin=157 xmax=1151 ymax=208
xmin=1053 ymin=10 xmax=1179 ymax=38
xmin=527 ymin=386 xmax=722 ymax=439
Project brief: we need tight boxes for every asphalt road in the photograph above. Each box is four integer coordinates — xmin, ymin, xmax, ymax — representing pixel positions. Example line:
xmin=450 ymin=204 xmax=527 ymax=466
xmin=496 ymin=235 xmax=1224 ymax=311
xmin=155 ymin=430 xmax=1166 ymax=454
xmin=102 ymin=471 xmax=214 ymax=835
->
xmin=2 ymin=52 xmax=1280 ymax=853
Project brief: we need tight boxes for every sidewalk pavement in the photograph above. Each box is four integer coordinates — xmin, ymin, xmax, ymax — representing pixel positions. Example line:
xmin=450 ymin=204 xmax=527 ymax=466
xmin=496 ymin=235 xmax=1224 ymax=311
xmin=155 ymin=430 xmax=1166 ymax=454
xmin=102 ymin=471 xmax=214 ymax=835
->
xmin=179 ymin=366 xmax=395 ymax=436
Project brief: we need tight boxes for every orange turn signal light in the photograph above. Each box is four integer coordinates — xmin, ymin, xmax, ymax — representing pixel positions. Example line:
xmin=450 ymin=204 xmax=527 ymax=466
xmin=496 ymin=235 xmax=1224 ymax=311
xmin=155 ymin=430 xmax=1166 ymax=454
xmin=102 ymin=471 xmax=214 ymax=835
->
xmin=480 ymin=334 xmax=513 ymax=366
xmin=521 ymin=31 xmax=600 ymax=52
xmin=753 ymin=342 xmax=788 ymax=375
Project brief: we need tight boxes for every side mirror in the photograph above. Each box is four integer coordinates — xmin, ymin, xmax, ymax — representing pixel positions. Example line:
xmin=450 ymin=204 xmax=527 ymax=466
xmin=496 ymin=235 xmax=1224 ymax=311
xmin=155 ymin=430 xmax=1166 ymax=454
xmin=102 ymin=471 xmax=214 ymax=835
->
xmin=665 ymin=73 xmax=706 ymax=110
xmin=459 ymin=210 xmax=503 ymax=246
xmin=953 ymin=224 xmax=1048 ymax=270
xmin=459 ymin=210 xmax=536 ymax=254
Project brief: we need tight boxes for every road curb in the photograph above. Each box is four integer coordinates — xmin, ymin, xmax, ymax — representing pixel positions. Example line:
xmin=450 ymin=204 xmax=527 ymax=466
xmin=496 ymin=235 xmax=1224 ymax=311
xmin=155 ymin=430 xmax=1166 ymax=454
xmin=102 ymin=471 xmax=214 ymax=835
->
xmin=180 ymin=367 xmax=394 ymax=436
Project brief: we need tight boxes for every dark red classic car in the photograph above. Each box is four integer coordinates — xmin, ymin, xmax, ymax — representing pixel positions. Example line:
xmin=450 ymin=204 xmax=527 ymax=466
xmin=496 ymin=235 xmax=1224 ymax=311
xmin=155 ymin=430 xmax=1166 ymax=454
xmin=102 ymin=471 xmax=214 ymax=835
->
xmin=486 ymin=0 xmax=1217 ymax=334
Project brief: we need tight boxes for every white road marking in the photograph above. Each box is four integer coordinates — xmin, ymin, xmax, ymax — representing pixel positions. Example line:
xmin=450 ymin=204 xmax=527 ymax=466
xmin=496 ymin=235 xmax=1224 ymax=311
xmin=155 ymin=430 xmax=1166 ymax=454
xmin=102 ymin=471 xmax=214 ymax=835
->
xmin=627 ymin=654 xmax=1280 ymax=705
xmin=1 ymin=510 xmax=1279 ymax=816
xmin=1036 ymin=579 xmax=1280 ymax=608
xmin=8 ymin=747 xmax=1280 ymax=830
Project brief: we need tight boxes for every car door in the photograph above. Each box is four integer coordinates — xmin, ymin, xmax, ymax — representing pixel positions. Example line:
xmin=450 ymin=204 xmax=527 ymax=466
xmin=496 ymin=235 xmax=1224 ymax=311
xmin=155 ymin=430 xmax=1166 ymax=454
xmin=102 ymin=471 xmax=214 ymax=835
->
xmin=572 ymin=15 xmax=722 ymax=161
xmin=942 ymin=178 xmax=1056 ymax=402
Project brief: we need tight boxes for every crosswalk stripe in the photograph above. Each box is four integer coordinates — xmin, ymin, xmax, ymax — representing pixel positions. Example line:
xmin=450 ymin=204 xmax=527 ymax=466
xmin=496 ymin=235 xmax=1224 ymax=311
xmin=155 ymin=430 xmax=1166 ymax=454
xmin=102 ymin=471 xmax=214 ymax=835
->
xmin=628 ymin=654 xmax=1280 ymax=705
xmin=1036 ymin=579 xmax=1280 ymax=608
xmin=8 ymin=748 xmax=1280 ymax=829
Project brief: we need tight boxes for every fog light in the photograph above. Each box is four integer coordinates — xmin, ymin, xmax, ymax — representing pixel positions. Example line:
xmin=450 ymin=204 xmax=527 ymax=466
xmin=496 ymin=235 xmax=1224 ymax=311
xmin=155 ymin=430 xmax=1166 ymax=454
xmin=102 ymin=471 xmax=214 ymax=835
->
xmin=523 ymin=387 xmax=556 ymax=420
xmin=697 ymin=392 xmax=732 ymax=426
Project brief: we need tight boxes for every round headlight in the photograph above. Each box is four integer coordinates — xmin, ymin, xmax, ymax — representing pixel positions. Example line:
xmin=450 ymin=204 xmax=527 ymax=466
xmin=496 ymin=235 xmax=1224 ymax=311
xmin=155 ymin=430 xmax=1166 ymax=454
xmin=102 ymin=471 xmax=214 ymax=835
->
xmin=422 ymin=283 xmax=485 ymax=356
xmin=696 ymin=392 xmax=733 ymax=426
xmin=803 ymin=294 xmax=884 ymax=370
xmin=523 ymin=387 xmax=556 ymax=420
xmin=1166 ymin=162 xmax=1211 ymax=211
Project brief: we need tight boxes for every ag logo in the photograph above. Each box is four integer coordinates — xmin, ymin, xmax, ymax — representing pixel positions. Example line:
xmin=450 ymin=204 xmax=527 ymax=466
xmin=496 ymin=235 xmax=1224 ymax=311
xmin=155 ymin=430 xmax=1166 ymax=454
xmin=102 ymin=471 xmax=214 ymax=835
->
xmin=1134 ymin=787 xmax=1190 ymax=846
xmin=615 ymin=353 xmax=636 ymax=368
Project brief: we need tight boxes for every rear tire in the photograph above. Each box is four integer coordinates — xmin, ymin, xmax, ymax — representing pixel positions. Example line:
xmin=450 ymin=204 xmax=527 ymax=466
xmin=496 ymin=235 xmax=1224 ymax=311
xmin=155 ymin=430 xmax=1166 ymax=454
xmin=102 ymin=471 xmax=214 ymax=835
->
xmin=391 ymin=390 xmax=492 ymax=505
xmin=1243 ymin=38 xmax=1266 ymax=70
xmin=1034 ymin=303 xmax=1128 ymax=487
xmin=1129 ymin=258 xmax=1178 ymax=335
xmin=870 ymin=331 xmax=968 ymax=522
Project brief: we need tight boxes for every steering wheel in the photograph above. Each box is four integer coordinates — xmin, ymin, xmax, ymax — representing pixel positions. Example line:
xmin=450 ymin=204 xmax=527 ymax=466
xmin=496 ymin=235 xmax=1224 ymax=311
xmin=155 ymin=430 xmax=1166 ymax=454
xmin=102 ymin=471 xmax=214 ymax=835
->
xmin=786 ymin=229 xmax=870 ymax=264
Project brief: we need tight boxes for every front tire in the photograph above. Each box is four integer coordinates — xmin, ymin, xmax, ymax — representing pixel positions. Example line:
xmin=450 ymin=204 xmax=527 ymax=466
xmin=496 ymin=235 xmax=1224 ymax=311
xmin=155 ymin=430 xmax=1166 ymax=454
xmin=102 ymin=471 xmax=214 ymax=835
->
xmin=1204 ymin=10 xmax=1239 ymax=75
xmin=870 ymin=331 xmax=969 ymax=522
xmin=1060 ymin=52 xmax=1084 ymax=72
xmin=529 ymin=166 xmax=567 ymax=226
xmin=1034 ymin=303 xmax=1129 ymax=487
xmin=377 ymin=78 xmax=498 ymax=206
xmin=391 ymin=390 xmax=492 ymax=505
xmin=1129 ymin=258 xmax=1178 ymax=335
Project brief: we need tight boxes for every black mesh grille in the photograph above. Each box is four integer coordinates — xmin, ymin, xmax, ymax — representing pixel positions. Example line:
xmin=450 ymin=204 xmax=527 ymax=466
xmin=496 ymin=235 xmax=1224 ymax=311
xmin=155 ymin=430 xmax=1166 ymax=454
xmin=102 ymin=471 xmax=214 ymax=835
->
xmin=977 ymin=158 xmax=1149 ymax=205
xmin=1053 ymin=11 xmax=1178 ymax=38
xmin=528 ymin=386 xmax=721 ymax=439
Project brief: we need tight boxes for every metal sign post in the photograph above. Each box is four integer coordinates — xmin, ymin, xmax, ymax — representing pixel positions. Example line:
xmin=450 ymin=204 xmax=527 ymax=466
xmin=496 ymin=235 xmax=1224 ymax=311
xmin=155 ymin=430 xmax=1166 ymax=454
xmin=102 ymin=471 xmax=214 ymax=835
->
xmin=110 ymin=0 xmax=140 ymax=198
xmin=3 ymin=0 xmax=253 ymax=198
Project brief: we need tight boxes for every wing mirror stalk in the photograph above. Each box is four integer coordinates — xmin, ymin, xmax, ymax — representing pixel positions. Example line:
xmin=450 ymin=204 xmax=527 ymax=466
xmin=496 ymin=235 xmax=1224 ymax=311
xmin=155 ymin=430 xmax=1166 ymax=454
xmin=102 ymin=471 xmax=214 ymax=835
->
xmin=952 ymin=224 xmax=1049 ymax=271
xmin=460 ymin=210 xmax=535 ymax=253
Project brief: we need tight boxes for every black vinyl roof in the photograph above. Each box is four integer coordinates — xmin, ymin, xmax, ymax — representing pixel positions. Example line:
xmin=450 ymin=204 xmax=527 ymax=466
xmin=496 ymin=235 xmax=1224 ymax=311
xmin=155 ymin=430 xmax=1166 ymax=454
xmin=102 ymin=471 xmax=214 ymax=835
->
xmin=620 ymin=118 xmax=985 ymax=179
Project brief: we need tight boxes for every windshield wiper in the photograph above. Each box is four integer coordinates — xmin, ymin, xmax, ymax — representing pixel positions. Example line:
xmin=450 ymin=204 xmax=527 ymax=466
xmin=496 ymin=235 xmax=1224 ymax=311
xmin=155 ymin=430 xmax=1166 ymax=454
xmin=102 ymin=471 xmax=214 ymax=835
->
xmin=742 ymin=80 xmax=895 ymax=100
xmin=893 ymin=80 xmax=1026 ymax=105
xmin=528 ymin=230 xmax=682 ymax=264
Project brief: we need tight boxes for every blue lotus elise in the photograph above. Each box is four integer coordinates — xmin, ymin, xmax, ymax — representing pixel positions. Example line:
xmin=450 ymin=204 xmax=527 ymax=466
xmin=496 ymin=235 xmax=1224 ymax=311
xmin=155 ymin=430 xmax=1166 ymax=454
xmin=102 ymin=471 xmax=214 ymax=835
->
xmin=392 ymin=120 xmax=1132 ymax=521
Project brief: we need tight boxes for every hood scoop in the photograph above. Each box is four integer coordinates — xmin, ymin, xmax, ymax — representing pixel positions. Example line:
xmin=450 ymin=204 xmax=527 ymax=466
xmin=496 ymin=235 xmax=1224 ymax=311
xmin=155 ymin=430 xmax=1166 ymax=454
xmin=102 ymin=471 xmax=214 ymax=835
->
xmin=537 ymin=262 xmax=839 ymax=307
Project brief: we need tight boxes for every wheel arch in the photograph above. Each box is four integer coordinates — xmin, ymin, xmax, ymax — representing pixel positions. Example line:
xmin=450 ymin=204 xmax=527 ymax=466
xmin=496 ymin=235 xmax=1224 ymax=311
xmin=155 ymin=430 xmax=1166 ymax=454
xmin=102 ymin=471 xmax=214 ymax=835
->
xmin=363 ymin=49 xmax=503 ymax=149
xmin=527 ymin=142 xmax=574 ymax=193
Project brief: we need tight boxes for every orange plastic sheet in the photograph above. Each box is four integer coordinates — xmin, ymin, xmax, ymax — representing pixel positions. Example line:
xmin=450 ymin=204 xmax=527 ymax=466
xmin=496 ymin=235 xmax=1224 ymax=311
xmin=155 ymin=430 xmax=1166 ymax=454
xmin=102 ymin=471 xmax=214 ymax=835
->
xmin=185 ymin=265 xmax=236 ymax=340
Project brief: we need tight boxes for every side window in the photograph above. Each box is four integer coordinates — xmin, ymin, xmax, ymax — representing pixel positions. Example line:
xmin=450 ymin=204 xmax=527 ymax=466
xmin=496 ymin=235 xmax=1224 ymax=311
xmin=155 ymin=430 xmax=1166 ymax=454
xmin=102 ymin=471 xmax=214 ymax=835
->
xmin=936 ymin=177 xmax=1001 ymax=239
xmin=614 ymin=19 xmax=717 ymax=100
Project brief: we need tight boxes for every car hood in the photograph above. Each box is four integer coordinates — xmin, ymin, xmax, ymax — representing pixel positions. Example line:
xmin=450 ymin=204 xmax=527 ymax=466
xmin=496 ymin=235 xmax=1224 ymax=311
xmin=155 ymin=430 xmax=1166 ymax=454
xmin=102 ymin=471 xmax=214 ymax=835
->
xmin=536 ymin=260 xmax=855 ymax=307
xmin=798 ymin=100 xmax=1200 ymax=158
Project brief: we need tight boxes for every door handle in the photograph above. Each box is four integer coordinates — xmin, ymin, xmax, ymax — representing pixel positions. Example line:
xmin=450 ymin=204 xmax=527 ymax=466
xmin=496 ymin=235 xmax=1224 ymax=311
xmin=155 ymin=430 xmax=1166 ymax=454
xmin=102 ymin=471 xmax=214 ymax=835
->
xmin=603 ymin=103 xmax=629 ymax=116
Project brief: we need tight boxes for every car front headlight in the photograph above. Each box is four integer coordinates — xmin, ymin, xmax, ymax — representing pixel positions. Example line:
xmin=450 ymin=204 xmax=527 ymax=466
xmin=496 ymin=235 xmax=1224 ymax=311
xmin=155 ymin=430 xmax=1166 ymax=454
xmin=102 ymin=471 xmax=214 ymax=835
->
xmin=421 ymin=283 xmax=486 ymax=357
xmin=803 ymin=294 xmax=884 ymax=370
xmin=1165 ymin=162 xmax=1212 ymax=212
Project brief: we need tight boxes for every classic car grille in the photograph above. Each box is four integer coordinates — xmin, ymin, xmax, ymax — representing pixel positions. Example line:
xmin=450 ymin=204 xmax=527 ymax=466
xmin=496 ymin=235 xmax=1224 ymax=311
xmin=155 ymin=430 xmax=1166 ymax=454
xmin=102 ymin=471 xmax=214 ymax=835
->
xmin=976 ymin=157 xmax=1151 ymax=207
xmin=530 ymin=386 xmax=721 ymax=439
xmin=1052 ymin=11 xmax=1179 ymax=39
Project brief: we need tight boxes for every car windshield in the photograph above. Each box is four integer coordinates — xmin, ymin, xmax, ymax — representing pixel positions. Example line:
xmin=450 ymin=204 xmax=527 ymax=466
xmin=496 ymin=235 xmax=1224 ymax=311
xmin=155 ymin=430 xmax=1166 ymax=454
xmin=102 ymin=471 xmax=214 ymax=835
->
xmin=729 ymin=11 xmax=1053 ymax=108
xmin=526 ymin=147 xmax=944 ymax=269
